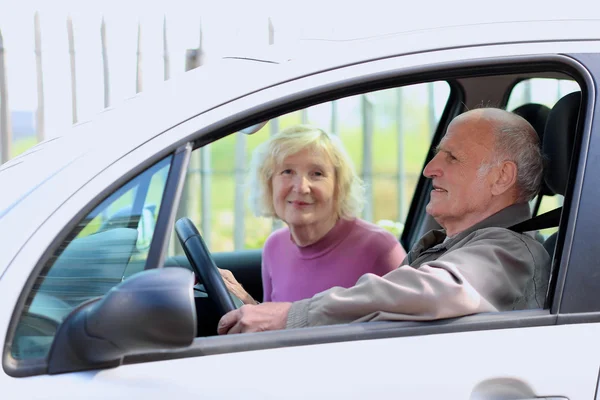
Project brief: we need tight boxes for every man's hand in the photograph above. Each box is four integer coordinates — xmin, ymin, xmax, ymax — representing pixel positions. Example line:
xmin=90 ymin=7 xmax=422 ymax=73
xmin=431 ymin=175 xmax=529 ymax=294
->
xmin=218 ymin=268 xmax=257 ymax=305
xmin=217 ymin=302 xmax=292 ymax=335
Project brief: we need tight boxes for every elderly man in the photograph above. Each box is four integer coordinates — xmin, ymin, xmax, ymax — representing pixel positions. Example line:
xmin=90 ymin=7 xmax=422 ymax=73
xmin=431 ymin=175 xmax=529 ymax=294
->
xmin=217 ymin=107 xmax=550 ymax=335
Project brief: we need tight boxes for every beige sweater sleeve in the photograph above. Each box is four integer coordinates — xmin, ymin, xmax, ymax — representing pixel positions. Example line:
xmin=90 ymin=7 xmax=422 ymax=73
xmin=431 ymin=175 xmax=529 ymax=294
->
xmin=286 ymin=229 xmax=540 ymax=328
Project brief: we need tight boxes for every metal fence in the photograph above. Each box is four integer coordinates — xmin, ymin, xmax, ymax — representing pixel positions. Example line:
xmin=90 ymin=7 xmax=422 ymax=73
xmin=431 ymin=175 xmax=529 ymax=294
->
xmin=1 ymin=14 xmax=465 ymax=251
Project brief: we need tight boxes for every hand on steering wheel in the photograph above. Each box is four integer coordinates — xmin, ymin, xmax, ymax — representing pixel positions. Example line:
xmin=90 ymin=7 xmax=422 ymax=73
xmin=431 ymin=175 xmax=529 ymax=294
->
xmin=175 ymin=217 xmax=237 ymax=316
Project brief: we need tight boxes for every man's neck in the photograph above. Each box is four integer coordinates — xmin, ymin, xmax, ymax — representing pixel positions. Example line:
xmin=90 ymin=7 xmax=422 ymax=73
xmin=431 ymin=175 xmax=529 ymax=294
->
xmin=440 ymin=201 xmax=515 ymax=237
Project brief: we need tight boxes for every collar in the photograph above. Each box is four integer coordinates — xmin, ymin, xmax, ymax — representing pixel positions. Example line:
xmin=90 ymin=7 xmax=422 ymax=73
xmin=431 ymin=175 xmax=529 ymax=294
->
xmin=408 ymin=203 xmax=532 ymax=261
xmin=448 ymin=202 xmax=532 ymax=244
xmin=292 ymin=218 xmax=355 ymax=260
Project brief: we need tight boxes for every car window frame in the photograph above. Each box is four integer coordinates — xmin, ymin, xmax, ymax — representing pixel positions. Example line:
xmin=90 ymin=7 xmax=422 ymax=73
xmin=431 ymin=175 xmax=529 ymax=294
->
xmin=124 ymin=54 xmax=594 ymax=365
xmin=3 ymin=145 xmax=191 ymax=377
xmin=550 ymin=52 xmax=600 ymax=317
xmin=4 ymin=47 xmax=596 ymax=377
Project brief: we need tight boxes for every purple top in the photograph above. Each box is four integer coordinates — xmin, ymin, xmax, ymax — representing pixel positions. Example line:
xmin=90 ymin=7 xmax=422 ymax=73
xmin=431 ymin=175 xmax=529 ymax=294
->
xmin=261 ymin=218 xmax=407 ymax=302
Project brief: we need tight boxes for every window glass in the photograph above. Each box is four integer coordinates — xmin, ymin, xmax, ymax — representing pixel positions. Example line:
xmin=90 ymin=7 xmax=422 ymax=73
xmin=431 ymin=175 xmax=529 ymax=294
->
xmin=506 ymin=78 xmax=579 ymax=111
xmin=11 ymin=157 xmax=172 ymax=360
xmin=171 ymin=81 xmax=450 ymax=253
xmin=537 ymin=194 xmax=564 ymax=239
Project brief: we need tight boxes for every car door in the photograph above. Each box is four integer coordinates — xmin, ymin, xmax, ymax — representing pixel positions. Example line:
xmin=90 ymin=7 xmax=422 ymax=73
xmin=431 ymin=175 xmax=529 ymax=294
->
xmin=4 ymin=40 xmax=600 ymax=399
xmin=103 ymin=49 xmax=600 ymax=399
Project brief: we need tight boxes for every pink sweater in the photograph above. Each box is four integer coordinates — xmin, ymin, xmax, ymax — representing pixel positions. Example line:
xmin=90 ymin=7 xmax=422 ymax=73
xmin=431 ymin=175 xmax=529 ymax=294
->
xmin=261 ymin=218 xmax=407 ymax=302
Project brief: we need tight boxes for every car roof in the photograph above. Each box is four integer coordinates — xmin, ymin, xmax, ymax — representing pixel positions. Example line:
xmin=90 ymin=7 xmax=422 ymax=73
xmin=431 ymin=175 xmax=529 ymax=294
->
xmin=0 ymin=17 xmax=599 ymax=273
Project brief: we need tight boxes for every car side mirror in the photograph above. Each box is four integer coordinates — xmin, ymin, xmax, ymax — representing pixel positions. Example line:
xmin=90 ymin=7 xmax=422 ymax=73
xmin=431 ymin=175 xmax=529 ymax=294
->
xmin=47 ymin=267 xmax=196 ymax=374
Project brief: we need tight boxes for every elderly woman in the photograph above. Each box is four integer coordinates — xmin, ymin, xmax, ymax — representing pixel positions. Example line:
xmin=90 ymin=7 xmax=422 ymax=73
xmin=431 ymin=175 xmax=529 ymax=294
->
xmin=221 ymin=124 xmax=406 ymax=304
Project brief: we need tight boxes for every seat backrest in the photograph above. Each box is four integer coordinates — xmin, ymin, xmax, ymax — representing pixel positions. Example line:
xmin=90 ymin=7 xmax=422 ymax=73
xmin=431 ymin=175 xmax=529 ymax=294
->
xmin=541 ymin=91 xmax=581 ymax=263
xmin=543 ymin=92 xmax=581 ymax=198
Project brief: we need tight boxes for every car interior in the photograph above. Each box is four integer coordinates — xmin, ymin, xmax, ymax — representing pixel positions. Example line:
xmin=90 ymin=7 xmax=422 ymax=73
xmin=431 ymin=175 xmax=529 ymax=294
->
xmin=7 ymin=59 xmax=586 ymax=370
xmin=183 ymin=69 xmax=584 ymax=336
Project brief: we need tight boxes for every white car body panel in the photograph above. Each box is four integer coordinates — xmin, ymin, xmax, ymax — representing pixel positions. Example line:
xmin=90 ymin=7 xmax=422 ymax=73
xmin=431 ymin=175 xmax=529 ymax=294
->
xmin=4 ymin=323 xmax=599 ymax=399
xmin=1 ymin=18 xmax=600 ymax=398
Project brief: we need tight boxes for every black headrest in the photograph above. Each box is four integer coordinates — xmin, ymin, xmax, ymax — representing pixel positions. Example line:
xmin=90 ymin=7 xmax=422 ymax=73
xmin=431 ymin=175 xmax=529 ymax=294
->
xmin=512 ymin=103 xmax=552 ymax=196
xmin=543 ymin=91 xmax=581 ymax=196
xmin=512 ymin=103 xmax=551 ymax=142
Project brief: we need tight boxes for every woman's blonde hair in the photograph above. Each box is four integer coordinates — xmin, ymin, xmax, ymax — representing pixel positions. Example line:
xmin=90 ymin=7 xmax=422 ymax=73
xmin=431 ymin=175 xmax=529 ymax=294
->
xmin=247 ymin=124 xmax=365 ymax=220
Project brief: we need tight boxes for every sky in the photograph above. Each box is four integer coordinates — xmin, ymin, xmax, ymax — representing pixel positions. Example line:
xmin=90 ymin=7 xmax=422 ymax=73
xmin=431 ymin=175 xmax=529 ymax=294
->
xmin=0 ymin=0 xmax=598 ymax=138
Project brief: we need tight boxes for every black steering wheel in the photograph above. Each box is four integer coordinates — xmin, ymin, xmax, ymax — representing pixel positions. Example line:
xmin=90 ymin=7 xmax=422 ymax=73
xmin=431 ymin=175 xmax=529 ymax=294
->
xmin=175 ymin=217 xmax=236 ymax=316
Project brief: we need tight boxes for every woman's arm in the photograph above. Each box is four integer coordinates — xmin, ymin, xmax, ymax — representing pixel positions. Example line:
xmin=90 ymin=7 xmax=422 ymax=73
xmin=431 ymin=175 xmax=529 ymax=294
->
xmin=218 ymin=269 xmax=258 ymax=305
xmin=261 ymin=256 xmax=273 ymax=302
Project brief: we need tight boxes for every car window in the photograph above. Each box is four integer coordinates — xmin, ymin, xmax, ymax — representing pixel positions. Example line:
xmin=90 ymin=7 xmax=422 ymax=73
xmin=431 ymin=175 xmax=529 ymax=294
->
xmin=506 ymin=78 xmax=580 ymax=111
xmin=170 ymin=81 xmax=450 ymax=253
xmin=11 ymin=156 xmax=172 ymax=360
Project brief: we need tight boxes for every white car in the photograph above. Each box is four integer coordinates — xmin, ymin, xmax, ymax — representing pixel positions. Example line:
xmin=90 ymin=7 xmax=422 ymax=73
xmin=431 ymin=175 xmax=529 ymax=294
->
xmin=2 ymin=15 xmax=600 ymax=399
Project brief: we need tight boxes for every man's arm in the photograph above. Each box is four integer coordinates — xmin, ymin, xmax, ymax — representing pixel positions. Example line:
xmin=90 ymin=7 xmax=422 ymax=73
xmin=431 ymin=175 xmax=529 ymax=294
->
xmin=287 ymin=229 xmax=539 ymax=328
xmin=218 ymin=229 xmax=544 ymax=334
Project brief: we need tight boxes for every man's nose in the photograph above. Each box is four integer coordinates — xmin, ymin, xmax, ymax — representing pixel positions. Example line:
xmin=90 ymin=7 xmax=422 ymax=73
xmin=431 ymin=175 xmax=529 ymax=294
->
xmin=293 ymin=175 xmax=311 ymax=193
xmin=423 ymin=154 xmax=442 ymax=178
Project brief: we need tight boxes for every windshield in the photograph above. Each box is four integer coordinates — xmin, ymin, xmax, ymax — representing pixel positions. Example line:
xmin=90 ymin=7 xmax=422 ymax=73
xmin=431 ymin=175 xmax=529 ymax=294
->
xmin=10 ymin=156 xmax=172 ymax=360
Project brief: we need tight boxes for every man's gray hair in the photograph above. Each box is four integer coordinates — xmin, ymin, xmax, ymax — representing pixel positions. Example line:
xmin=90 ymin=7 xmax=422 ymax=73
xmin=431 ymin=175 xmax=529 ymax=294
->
xmin=492 ymin=119 xmax=544 ymax=203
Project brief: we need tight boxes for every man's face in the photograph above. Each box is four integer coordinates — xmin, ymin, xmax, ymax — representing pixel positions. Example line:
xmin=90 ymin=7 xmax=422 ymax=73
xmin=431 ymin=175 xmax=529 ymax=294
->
xmin=422 ymin=116 xmax=498 ymax=228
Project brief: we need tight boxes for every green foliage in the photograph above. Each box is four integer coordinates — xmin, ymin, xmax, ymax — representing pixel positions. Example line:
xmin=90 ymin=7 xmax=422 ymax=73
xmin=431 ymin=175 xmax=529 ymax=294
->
xmin=376 ymin=219 xmax=405 ymax=238
xmin=12 ymin=91 xmax=437 ymax=253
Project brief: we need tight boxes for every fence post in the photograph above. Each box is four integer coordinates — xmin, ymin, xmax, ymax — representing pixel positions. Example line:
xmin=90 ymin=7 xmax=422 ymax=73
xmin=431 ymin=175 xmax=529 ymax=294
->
xmin=301 ymin=109 xmax=308 ymax=124
xmin=181 ymin=21 xmax=210 ymax=247
xmin=361 ymin=94 xmax=374 ymax=222
xmin=427 ymin=82 xmax=436 ymax=138
xmin=268 ymin=17 xmax=274 ymax=47
xmin=67 ymin=16 xmax=77 ymax=124
xmin=233 ymin=17 xmax=247 ymax=249
xmin=163 ymin=15 xmax=169 ymax=81
xmin=234 ymin=132 xmax=246 ymax=250
xmin=196 ymin=22 xmax=211 ymax=247
xmin=396 ymin=88 xmax=405 ymax=223
xmin=330 ymin=100 xmax=338 ymax=135
xmin=523 ymin=79 xmax=532 ymax=104
xmin=268 ymin=17 xmax=283 ymax=231
xmin=34 ymin=12 xmax=45 ymax=142
xmin=0 ymin=29 xmax=11 ymax=163
xmin=101 ymin=17 xmax=110 ymax=108
xmin=135 ymin=22 xmax=142 ymax=94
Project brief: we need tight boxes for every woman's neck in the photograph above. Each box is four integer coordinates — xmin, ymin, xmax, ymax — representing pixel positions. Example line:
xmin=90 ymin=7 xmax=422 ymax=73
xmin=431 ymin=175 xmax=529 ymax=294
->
xmin=289 ymin=216 xmax=339 ymax=247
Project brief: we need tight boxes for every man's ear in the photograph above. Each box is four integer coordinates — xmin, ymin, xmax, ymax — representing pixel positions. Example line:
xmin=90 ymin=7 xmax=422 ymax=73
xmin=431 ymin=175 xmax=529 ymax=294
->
xmin=490 ymin=160 xmax=518 ymax=196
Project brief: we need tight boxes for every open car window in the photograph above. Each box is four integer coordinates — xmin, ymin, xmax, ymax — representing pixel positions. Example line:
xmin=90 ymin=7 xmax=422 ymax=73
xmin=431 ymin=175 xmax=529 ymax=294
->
xmin=170 ymin=81 xmax=451 ymax=255
xmin=11 ymin=156 xmax=172 ymax=360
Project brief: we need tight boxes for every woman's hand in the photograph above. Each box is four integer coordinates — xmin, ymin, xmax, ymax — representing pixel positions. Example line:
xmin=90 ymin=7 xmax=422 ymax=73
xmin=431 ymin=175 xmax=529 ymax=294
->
xmin=218 ymin=268 xmax=258 ymax=305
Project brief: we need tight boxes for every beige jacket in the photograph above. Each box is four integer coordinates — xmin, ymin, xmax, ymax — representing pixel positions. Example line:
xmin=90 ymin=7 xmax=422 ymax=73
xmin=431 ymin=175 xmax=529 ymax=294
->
xmin=286 ymin=203 xmax=550 ymax=328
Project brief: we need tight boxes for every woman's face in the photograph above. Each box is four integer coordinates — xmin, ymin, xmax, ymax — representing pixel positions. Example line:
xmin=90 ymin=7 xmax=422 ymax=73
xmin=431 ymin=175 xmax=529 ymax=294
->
xmin=271 ymin=148 xmax=337 ymax=229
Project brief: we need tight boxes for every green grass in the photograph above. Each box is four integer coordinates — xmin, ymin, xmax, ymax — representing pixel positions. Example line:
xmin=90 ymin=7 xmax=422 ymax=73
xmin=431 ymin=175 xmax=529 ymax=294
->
xmin=187 ymin=109 xmax=433 ymax=251
xmin=15 ymin=107 xmax=432 ymax=252
xmin=11 ymin=104 xmax=436 ymax=253
xmin=12 ymin=137 xmax=38 ymax=157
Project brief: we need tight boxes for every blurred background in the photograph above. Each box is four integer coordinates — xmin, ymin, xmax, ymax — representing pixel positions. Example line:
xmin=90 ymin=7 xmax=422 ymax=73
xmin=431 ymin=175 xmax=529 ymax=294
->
xmin=0 ymin=0 xmax=574 ymax=251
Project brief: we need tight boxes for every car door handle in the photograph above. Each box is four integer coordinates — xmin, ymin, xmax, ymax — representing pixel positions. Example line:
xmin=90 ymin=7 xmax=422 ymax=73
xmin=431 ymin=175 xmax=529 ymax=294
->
xmin=522 ymin=398 xmax=567 ymax=400
xmin=471 ymin=379 xmax=568 ymax=400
